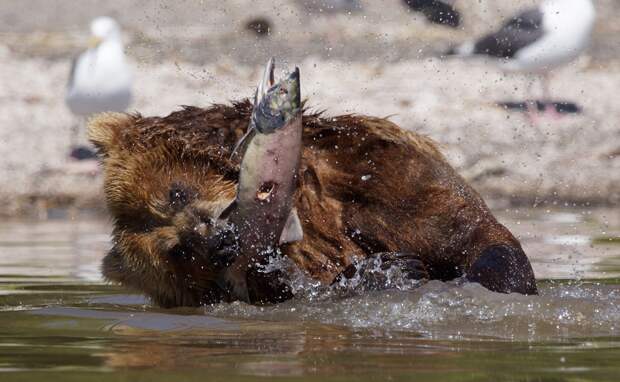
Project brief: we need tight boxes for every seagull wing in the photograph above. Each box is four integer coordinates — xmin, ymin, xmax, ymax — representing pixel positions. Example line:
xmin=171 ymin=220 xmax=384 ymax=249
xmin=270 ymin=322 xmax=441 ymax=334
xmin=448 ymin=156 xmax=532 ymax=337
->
xmin=473 ymin=8 xmax=545 ymax=58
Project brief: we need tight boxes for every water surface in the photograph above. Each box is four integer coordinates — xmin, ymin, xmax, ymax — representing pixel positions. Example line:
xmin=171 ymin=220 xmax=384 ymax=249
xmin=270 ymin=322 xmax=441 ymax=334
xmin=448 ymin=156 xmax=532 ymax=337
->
xmin=1 ymin=208 xmax=619 ymax=381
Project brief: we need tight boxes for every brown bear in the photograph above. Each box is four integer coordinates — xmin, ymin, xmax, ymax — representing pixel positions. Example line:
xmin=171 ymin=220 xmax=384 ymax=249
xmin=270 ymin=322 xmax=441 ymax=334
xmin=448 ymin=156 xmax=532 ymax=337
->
xmin=89 ymin=74 xmax=536 ymax=308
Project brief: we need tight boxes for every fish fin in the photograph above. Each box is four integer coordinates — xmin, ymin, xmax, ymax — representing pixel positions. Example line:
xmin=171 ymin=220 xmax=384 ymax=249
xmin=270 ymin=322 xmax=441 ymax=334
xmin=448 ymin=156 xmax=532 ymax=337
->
xmin=279 ymin=208 xmax=304 ymax=244
xmin=217 ymin=199 xmax=237 ymax=221
xmin=230 ymin=127 xmax=256 ymax=160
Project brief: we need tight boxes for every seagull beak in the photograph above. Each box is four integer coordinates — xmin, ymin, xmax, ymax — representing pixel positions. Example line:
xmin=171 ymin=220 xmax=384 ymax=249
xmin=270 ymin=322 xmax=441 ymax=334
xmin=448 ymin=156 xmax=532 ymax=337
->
xmin=88 ymin=36 xmax=103 ymax=49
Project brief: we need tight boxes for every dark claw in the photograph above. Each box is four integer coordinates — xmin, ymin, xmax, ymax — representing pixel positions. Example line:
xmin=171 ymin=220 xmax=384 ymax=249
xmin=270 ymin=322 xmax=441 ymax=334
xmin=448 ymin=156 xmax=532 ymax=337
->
xmin=378 ymin=252 xmax=429 ymax=280
xmin=331 ymin=263 xmax=357 ymax=285
xmin=205 ymin=224 xmax=240 ymax=269
xmin=333 ymin=252 xmax=429 ymax=291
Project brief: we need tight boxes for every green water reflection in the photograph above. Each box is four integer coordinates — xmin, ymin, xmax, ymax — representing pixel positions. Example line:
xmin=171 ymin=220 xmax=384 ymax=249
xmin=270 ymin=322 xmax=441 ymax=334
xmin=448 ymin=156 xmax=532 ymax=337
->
xmin=0 ymin=210 xmax=619 ymax=381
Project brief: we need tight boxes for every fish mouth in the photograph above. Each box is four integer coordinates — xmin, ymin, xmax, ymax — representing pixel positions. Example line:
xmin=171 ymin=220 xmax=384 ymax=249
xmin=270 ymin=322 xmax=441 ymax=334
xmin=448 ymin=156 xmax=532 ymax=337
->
xmin=255 ymin=57 xmax=275 ymax=103
xmin=251 ymin=57 xmax=301 ymax=134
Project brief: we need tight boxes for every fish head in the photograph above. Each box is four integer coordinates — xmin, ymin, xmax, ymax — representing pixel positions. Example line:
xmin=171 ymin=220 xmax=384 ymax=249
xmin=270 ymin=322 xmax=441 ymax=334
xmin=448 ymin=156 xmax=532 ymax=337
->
xmin=252 ymin=58 xmax=301 ymax=134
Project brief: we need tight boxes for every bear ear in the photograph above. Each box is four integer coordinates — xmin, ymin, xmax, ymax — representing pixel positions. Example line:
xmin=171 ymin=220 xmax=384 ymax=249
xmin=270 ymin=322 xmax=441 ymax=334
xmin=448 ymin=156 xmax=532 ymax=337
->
xmin=88 ymin=112 xmax=133 ymax=157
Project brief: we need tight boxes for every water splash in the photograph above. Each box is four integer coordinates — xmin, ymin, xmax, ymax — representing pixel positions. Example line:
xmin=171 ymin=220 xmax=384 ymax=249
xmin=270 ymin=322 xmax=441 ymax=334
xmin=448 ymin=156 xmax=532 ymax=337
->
xmin=207 ymin=280 xmax=620 ymax=341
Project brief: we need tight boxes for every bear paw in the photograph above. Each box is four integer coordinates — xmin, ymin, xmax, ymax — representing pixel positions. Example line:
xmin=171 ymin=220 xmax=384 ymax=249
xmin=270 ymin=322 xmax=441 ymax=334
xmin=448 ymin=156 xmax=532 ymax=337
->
xmin=335 ymin=252 xmax=429 ymax=292
xmin=467 ymin=244 xmax=537 ymax=295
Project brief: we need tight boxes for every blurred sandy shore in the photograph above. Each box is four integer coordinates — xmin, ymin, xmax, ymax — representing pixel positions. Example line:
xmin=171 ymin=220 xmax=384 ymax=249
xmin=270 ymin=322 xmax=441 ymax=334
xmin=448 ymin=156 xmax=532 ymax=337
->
xmin=1 ymin=0 xmax=619 ymax=217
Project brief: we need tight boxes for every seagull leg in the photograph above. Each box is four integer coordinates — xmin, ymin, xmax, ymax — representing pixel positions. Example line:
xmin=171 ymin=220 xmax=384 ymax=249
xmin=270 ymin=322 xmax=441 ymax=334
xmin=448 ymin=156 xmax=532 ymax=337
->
xmin=525 ymin=75 xmax=541 ymax=125
xmin=541 ymin=72 xmax=562 ymax=119
xmin=525 ymin=103 xmax=542 ymax=125
xmin=541 ymin=71 xmax=551 ymax=104
xmin=70 ymin=120 xmax=80 ymax=148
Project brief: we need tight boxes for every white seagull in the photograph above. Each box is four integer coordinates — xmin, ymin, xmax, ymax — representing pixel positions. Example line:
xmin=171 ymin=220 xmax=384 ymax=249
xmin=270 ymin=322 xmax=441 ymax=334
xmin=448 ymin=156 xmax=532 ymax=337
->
xmin=65 ymin=17 xmax=132 ymax=147
xmin=447 ymin=0 xmax=596 ymax=112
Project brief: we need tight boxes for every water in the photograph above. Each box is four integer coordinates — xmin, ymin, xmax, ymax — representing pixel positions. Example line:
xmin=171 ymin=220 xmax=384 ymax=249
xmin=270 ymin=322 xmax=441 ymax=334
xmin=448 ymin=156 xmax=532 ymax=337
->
xmin=1 ymin=208 xmax=619 ymax=381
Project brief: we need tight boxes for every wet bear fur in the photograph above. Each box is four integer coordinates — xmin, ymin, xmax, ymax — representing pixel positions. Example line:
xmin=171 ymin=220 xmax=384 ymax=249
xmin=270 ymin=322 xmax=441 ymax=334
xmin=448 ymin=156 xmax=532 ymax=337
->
xmin=89 ymin=100 xmax=537 ymax=307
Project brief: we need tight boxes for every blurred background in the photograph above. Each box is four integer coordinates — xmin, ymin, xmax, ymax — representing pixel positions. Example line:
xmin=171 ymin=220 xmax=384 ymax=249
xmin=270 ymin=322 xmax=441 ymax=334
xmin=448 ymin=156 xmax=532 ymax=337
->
xmin=1 ymin=2 xmax=620 ymax=379
xmin=0 ymin=0 xmax=619 ymax=217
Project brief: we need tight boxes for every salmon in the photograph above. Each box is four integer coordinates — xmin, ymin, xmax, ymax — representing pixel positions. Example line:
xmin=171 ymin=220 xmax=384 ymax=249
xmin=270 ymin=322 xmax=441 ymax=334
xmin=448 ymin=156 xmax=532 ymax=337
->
xmin=219 ymin=58 xmax=303 ymax=302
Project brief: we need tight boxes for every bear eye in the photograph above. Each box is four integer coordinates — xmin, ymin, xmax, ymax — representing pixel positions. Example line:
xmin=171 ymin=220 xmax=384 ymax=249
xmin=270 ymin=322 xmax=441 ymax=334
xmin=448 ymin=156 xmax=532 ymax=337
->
xmin=169 ymin=183 xmax=192 ymax=210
